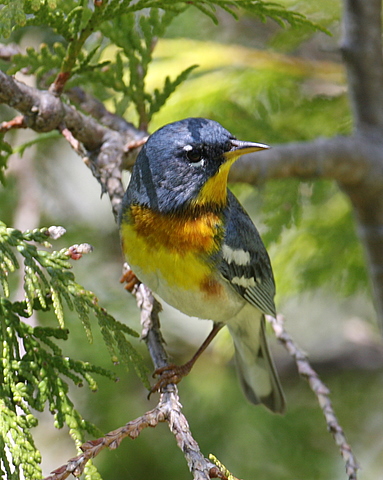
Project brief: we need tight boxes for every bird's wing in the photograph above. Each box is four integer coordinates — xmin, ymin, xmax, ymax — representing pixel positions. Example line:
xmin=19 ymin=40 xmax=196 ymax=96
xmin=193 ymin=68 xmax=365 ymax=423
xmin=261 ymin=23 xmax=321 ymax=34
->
xmin=217 ymin=191 xmax=276 ymax=317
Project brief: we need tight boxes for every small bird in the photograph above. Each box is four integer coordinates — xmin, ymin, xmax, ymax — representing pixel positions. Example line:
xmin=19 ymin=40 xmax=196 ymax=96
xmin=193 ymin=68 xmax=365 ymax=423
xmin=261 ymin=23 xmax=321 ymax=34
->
xmin=119 ymin=117 xmax=285 ymax=413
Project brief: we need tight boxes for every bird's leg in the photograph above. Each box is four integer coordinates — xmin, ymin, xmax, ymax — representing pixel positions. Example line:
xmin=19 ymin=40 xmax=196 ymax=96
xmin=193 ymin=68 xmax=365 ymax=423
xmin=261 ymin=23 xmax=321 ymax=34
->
xmin=149 ymin=322 xmax=224 ymax=398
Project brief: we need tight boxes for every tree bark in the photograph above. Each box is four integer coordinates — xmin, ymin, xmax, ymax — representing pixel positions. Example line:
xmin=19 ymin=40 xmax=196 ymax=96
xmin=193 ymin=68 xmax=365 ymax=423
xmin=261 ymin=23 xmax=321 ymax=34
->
xmin=340 ymin=0 xmax=383 ymax=136
xmin=339 ymin=0 xmax=383 ymax=328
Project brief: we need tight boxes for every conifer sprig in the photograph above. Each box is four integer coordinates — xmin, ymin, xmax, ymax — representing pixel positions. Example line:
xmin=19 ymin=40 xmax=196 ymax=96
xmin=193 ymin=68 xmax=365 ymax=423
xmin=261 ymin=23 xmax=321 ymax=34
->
xmin=0 ymin=223 xmax=149 ymax=479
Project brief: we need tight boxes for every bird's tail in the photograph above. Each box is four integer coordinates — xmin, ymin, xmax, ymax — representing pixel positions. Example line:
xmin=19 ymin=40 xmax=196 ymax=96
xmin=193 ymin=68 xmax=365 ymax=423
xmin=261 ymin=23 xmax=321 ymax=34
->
xmin=228 ymin=314 xmax=285 ymax=414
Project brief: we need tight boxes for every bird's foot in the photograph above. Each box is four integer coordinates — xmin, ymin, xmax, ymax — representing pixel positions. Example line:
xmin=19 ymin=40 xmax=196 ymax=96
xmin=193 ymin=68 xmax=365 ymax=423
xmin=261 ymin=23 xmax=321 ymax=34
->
xmin=120 ymin=268 xmax=140 ymax=292
xmin=148 ymin=323 xmax=224 ymax=399
xmin=148 ymin=361 xmax=193 ymax=398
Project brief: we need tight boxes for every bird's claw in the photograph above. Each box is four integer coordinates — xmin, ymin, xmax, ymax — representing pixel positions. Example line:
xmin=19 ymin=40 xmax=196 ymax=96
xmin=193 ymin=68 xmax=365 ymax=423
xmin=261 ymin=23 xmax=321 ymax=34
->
xmin=120 ymin=269 xmax=140 ymax=292
xmin=148 ymin=363 xmax=192 ymax=399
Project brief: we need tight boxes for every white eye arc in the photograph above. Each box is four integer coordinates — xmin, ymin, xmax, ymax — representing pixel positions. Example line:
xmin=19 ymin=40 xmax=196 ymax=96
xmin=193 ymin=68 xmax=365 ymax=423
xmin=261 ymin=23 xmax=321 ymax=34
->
xmin=190 ymin=158 xmax=205 ymax=167
xmin=183 ymin=144 xmax=205 ymax=167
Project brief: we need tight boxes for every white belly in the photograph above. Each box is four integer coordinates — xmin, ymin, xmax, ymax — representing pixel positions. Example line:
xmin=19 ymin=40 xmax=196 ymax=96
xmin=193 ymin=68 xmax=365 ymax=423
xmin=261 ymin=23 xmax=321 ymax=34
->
xmin=132 ymin=263 xmax=246 ymax=323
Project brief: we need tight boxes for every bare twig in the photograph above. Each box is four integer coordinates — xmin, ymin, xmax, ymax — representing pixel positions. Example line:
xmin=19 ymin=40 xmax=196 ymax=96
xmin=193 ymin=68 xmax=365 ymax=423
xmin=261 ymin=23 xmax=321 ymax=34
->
xmin=42 ymin=271 xmax=223 ymax=480
xmin=66 ymin=86 xmax=148 ymax=169
xmin=266 ymin=314 xmax=360 ymax=480
xmin=128 ymin=266 xmax=213 ymax=479
xmin=42 ymin=406 xmax=165 ymax=480
xmin=0 ymin=70 xmax=142 ymax=220
xmin=42 ymin=390 xmax=223 ymax=480
xmin=49 ymin=72 xmax=71 ymax=97
xmin=0 ymin=115 xmax=27 ymax=132
xmin=125 ymin=136 xmax=148 ymax=156
xmin=60 ymin=126 xmax=88 ymax=158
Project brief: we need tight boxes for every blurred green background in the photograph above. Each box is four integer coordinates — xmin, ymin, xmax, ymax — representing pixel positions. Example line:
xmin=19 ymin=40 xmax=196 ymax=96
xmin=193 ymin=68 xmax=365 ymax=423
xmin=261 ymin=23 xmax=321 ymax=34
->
xmin=1 ymin=1 xmax=383 ymax=479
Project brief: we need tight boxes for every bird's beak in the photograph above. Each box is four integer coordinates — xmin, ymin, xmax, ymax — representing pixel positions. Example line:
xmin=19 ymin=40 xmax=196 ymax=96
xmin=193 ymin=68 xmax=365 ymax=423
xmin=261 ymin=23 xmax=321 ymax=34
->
xmin=195 ymin=139 xmax=269 ymax=207
xmin=224 ymin=139 xmax=270 ymax=161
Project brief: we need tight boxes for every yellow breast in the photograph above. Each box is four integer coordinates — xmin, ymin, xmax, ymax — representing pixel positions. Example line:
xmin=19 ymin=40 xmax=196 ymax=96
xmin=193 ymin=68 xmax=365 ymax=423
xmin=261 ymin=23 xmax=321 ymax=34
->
xmin=120 ymin=205 xmax=224 ymax=294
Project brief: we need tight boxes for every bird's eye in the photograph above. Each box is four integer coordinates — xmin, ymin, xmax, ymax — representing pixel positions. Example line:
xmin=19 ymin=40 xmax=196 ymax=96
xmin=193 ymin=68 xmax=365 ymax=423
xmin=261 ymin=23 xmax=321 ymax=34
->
xmin=187 ymin=150 xmax=202 ymax=163
xmin=183 ymin=145 xmax=204 ymax=166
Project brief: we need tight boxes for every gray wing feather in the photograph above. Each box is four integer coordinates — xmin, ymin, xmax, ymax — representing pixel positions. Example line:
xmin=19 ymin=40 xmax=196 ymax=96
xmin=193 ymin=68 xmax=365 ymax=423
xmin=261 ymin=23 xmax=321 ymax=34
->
xmin=218 ymin=191 xmax=276 ymax=316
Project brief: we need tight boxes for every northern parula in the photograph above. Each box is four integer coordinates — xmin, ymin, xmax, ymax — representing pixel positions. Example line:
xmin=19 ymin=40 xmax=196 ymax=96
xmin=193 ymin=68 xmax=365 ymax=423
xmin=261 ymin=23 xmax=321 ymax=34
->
xmin=119 ymin=117 xmax=285 ymax=413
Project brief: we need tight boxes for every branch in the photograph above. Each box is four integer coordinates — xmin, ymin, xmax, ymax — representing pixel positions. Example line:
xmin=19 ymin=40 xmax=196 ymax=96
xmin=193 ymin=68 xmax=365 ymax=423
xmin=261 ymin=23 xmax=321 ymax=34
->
xmin=130 ymin=271 xmax=214 ymax=479
xmin=266 ymin=314 xmax=360 ymax=480
xmin=42 ymin=394 xmax=218 ymax=480
xmin=0 ymin=115 xmax=26 ymax=131
xmin=0 ymin=71 xmax=144 ymax=219
xmin=43 ymin=275 xmax=219 ymax=480
xmin=66 ymin=87 xmax=141 ymax=136
xmin=42 ymin=392 xmax=224 ymax=480
xmin=230 ymin=135 xmax=383 ymax=187
xmin=43 ymin=406 xmax=165 ymax=480
xmin=340 ymin=0 xmax=383 ymax=134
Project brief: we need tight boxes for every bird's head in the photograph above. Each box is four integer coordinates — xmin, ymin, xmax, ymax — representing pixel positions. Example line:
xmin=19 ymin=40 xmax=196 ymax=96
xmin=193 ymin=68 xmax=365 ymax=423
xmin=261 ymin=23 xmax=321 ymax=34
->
xmin=125 ymin=117 xmax=269 ymax=213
